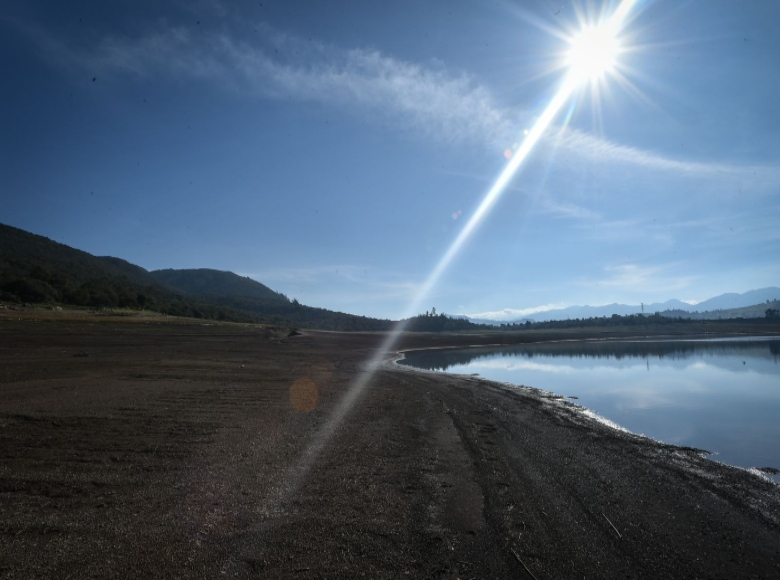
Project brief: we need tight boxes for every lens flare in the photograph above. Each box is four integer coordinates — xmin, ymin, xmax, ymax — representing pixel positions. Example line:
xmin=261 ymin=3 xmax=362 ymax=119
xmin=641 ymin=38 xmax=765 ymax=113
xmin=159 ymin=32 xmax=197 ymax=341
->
xmin=289 ymin=378 xmax=318 ymax=413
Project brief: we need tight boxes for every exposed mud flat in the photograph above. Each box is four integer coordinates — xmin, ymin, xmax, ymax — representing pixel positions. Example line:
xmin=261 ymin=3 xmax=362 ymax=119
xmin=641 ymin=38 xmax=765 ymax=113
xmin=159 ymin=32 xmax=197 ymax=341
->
xmin=1 ymin=316 xmax=779 ymax=578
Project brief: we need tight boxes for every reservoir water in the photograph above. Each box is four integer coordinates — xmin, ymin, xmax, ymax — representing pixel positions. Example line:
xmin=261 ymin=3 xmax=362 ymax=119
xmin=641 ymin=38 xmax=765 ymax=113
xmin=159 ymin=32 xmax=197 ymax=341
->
xmin=400 ymin=337 xmax=780 ymax=482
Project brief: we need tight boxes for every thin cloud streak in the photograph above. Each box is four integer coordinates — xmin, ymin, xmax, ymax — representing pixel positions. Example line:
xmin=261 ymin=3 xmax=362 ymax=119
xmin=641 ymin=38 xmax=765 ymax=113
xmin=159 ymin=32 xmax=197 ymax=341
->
xmin=555 ymin=127 xmax=775 ymax=178
xmin=580 ymin=263 xmax=697 ymax=295
xmin=537 ymin=199 xmax=600 ymax=220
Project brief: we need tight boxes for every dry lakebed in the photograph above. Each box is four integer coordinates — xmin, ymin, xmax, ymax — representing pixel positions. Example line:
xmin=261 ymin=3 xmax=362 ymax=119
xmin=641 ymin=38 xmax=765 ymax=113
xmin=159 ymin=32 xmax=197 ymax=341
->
xmin=1 ymin=312 xmax=779 ymax=578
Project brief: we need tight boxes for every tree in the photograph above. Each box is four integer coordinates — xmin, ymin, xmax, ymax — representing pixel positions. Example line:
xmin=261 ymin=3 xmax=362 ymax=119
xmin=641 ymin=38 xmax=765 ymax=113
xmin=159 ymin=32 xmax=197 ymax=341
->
xmin=766 ymin=308 xmax=779 ymax=320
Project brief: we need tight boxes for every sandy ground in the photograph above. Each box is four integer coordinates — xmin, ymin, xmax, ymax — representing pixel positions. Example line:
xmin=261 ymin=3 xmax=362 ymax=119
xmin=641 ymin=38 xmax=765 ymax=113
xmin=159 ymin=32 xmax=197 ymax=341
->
xmin=1 ymin=314 xmax=779 ymax=578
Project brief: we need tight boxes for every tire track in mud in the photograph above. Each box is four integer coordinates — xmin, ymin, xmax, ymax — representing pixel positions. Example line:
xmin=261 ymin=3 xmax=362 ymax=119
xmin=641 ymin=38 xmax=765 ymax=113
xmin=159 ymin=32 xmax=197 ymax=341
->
xmin=421 ymin=372 xmax=780 ymax=579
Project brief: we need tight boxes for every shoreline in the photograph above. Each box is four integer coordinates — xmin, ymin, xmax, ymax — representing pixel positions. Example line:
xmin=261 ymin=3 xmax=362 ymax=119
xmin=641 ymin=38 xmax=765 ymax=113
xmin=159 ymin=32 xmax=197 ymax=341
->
xmin=2 ymin=317 xmax=780 ymax=578
xmin=392 ymin=336 xmax=780 ymax=485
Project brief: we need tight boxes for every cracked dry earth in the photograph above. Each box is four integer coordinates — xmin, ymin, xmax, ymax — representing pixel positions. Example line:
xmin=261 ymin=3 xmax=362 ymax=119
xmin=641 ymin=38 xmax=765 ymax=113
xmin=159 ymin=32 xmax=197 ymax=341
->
xmin=1 ymin=317 xmax=779 ymax=578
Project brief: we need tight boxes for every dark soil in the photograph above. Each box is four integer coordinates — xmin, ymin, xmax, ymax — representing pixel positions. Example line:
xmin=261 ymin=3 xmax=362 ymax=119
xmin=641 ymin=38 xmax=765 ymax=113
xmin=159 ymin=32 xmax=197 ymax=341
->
xmin=1 ymin=314 xmax=779 ymax=578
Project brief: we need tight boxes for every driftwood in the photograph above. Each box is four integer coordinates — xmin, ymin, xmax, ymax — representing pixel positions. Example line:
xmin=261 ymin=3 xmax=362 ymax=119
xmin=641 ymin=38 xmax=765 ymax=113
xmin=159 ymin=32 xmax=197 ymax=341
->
xmin=602 ymin=511 xmax=623 ymax=539
xmin=510 ymin=547 xmax=539 ymax=580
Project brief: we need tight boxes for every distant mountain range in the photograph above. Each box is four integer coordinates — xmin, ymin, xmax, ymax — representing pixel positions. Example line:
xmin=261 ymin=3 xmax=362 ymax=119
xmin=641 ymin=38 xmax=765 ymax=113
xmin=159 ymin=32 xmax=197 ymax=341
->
xmin=2 ymin=222 xmax=777 ymax=329
xmin=466 ymin=287 xmax=780 ymax=325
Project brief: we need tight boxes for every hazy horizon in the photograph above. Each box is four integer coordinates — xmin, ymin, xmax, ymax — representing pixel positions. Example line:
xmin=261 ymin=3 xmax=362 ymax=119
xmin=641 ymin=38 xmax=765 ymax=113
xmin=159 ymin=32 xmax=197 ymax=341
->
xmin=3 ymin=0 xmax=779 ymax=319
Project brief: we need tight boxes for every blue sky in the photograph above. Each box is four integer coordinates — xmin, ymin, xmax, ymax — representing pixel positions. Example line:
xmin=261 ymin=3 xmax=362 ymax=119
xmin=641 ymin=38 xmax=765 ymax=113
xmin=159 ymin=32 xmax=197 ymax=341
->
xmin=3 ymin=0 xmax=779 ymax=320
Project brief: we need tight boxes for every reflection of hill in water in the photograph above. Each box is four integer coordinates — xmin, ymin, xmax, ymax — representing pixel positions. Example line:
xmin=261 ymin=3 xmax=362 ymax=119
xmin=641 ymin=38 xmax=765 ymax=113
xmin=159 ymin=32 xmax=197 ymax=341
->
xmin=401 ymin=339 xmax=780 ymax=372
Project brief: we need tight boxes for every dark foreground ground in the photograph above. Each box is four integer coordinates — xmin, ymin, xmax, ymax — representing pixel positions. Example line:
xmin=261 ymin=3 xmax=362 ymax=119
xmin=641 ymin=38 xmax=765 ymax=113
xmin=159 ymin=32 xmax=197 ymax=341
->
xmin=1 ymin=314 xmax=779 ymax=579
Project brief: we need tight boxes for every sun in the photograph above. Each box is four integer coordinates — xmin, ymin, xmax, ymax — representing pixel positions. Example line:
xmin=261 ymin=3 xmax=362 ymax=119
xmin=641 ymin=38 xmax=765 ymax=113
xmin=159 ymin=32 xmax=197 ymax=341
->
xmin=566 ymin=23 xmax=620 ymax=81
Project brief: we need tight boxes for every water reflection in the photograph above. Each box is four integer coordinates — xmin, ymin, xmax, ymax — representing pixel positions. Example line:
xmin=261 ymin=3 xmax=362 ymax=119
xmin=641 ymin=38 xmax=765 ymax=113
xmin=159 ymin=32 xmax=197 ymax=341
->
xmin=400 ymin=338 xmax=780 ymax=481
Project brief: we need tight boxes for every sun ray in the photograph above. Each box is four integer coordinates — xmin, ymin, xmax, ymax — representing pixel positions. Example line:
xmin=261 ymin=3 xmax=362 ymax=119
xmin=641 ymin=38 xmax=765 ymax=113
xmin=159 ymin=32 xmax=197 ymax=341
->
xmin=608 ymin=68 xmax=666 ymax=113
xmin=263 ymin=0 xmax=642 ymax=521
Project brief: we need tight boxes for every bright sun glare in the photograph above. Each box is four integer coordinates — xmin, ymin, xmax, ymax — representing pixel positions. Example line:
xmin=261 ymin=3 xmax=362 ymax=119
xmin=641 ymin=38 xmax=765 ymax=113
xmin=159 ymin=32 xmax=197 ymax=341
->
xmin=567 ymin=23 xmax=619 ymax=80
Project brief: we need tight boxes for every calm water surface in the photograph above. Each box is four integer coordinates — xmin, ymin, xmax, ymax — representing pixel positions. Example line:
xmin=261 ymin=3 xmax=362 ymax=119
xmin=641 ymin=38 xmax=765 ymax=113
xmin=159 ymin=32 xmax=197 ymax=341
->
xmin=400 ymin=337 xmax=780 ymax=481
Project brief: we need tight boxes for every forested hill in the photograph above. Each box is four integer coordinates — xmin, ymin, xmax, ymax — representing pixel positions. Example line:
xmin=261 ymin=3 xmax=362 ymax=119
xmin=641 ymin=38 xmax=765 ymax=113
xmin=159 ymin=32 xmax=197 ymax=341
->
xmin=148 ymin=268 xmax=395 ymax=330
xmin=0 ymin=223 xmax=156 ymax=289
xmin=0 ymin=223 xmax=393 ymax=330
xmin=1 ymin=223 xmax=163 ymax=306
xmin=151 ymin=268 xmax=287 ymax=304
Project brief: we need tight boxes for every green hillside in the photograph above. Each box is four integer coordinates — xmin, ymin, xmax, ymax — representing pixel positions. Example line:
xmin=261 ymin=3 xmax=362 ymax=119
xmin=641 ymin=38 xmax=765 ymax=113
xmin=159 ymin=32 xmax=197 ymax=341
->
xmin=0 ymin=223 xmax=264 ymax=321
xmin=148 ymin=268 xmax=395 ymax=330
xmin=0 ymin=223 xmax=394 ymax=330
xmin=151 ymin=268 xmax=288 ymax=304
xmin=1 ymin=223 xmax=155 ymax=306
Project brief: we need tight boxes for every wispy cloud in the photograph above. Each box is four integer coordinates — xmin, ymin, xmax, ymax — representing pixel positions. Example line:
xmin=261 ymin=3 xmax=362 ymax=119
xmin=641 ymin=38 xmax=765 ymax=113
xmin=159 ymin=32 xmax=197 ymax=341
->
xmin=21 ymin=18 xmax=780 ymax=180
xmin=555 ymin=128 xmax=730 ymax=175
xmin=593 ymin=263 xmax=662 ymax=288
xmin=27 ymin=20 xmax=509 ymax=146
xmin=581 ymin=263 xmax=696 ymax=294
xmin=245 ymin=265 xmax=420 ymax=304
xmin=553 ymin=127 xmax=780 ymax=190
xmin=573 ymin=218 xmax=675 ymax=246
xmin=582 ymin=210 xmax=780 ymax=252
xmin=536 ymin=199 xmax=600 ymax=220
